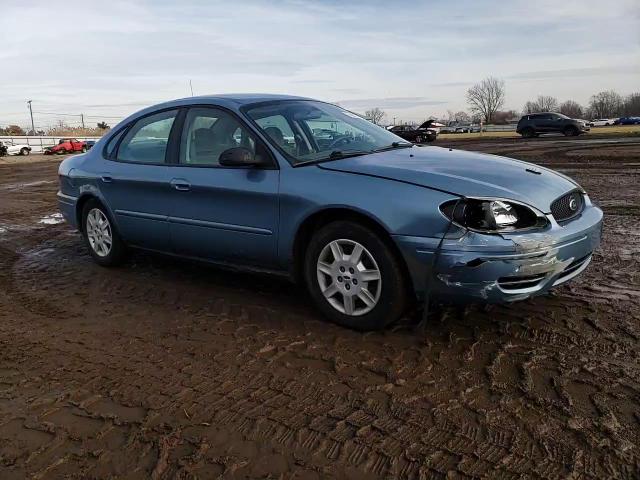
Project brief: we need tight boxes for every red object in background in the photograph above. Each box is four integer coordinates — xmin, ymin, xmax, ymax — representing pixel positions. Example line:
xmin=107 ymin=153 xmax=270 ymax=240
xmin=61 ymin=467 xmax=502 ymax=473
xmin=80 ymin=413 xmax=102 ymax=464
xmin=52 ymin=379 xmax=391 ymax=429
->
xmin=46 ymin=138 xmax=87 ymax=154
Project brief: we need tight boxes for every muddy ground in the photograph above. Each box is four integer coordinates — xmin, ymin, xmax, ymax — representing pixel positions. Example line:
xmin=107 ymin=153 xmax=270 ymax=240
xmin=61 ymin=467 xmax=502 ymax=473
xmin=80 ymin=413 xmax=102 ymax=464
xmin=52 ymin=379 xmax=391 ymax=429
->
xmin=0 ymin=137 xmax=639 ymax=479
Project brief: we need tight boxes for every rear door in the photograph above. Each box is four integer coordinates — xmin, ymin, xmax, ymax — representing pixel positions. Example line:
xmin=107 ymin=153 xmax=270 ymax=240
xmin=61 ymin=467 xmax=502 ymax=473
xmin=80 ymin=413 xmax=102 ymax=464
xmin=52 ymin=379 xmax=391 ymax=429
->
xmin=167 ymin=106 xmax=280 ymax=267
xmin=98 ymin=109 xmax=179 ymax=252
xmin=535 ymin=114 xmax=554 ymax=132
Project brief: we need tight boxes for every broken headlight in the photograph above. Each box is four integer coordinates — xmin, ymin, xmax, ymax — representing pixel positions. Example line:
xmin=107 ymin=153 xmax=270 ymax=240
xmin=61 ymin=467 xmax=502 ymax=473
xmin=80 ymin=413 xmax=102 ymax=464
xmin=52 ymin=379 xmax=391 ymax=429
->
xmin=439 ymin=198 xmax=548 ymax=232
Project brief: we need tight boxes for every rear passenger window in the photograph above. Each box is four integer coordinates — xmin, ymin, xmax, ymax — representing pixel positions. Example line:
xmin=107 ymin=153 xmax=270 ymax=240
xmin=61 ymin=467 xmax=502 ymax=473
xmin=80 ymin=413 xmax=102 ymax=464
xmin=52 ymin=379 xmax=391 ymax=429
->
xmin=116 ymin=110 xmax=177 ymax=164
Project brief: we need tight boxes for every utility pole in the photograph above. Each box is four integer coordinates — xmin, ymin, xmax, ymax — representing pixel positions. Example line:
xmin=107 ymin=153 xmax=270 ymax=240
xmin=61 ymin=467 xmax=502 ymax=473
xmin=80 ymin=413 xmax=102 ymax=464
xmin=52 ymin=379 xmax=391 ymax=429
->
xmin=27 ymin=100 xmax=36 ymax=135
xmin=189 ymin=80 xmax=194 ymax=97
xmin=81 ymin=113 xmax=85 ymax=129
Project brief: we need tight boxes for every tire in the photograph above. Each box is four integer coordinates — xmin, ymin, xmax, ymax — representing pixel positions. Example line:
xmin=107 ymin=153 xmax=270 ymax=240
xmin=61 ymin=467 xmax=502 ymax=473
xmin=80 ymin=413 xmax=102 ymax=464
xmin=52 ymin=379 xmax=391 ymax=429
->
xmin=81 ymin=198 xmax=126 ymax=267
xmin=81 ymin=146 xmax=87 ymax=153
xmin=563 ymin=126 xmax=579 ymax=137
xmin=304 ymin=220 xmax=408 ymax=331
xmin=521 ymin=127 xmax=535 ymax=138
xmin=20 ymin=147 xmax=30 ymax=156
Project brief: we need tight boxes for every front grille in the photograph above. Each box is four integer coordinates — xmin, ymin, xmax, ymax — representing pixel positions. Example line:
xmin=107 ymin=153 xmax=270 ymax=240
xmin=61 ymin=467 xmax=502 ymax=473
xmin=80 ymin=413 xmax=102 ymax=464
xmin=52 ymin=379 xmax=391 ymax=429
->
xmin=551 ymin=190 xmax=584 ymax=223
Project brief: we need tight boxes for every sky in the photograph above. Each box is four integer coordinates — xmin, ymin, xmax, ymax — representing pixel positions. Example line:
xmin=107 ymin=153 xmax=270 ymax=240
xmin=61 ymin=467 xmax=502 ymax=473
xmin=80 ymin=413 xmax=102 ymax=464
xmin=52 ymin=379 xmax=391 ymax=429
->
xmin=1 ymin=0 xmax=639 ymax=129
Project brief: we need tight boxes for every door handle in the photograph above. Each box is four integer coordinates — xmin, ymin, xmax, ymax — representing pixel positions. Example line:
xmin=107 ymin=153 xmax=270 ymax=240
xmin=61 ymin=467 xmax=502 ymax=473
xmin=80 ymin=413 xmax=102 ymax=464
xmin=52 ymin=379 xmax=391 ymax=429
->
xmin=100 ymin=175 xmax=113 ymax=183
xmin=170 ymin=179 xmax=191 ymax=192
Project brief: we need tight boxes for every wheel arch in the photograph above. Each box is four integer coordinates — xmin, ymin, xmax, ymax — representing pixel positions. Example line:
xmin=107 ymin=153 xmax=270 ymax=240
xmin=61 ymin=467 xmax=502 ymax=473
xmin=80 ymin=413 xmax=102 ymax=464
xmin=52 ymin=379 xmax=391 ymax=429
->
xmin=75 ymin=192 xmax=116 ymax=233
xmin=290 ymin=207 xmax=413 ymax=296
xmin=75 ymin=193 xmax=98 ymax=232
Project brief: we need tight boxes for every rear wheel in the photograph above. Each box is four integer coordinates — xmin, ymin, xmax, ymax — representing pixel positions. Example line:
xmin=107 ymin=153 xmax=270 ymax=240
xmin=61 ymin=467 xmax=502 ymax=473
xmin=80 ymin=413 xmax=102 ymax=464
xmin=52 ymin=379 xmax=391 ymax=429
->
xmin=304 ymin=221 xmax=407 ymax=330
xmin=521 ymin=127 xmax=535 ymax=138
xmin=81 ymin=199 xmax=126 ymax=267
xmin=81 ymin=146 xmax=87 ymax=153
xmin=20 ymin=147 xmax=29 ymax=156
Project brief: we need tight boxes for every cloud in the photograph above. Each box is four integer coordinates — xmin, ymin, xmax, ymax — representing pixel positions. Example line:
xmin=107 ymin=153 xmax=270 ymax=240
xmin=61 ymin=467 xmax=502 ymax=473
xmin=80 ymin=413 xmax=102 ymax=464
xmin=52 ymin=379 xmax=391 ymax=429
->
xmin=507 ymin=65 xmax=640 ymax=80
xmin=0 ymin=0 xmax=638 ymax=124
xmin=335 ymin=97 xmax=448 ymax=110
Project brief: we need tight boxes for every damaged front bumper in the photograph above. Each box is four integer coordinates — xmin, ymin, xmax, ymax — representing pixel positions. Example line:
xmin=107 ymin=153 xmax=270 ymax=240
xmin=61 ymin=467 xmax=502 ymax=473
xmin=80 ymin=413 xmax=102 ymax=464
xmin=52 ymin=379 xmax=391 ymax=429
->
xmin=395 ymin=199 xmax=603 ymax=303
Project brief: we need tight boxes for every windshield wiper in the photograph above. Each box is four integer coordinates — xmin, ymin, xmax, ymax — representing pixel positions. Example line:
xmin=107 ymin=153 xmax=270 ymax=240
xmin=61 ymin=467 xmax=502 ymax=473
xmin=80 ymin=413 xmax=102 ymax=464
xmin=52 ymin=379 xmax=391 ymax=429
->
xmin=327 ymin=149 xmax=370 ymax=160
xmin=372 ymin=142 xmax=413 ymax=153
xmin=294 ymin=150 xmax=371 ymax=166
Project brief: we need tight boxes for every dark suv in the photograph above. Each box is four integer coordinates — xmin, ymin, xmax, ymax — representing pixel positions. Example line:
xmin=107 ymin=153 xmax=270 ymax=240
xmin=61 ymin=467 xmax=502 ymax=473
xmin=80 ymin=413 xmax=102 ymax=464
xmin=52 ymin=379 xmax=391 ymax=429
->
xmin=517 ymin=113 xmax=589 ymax=138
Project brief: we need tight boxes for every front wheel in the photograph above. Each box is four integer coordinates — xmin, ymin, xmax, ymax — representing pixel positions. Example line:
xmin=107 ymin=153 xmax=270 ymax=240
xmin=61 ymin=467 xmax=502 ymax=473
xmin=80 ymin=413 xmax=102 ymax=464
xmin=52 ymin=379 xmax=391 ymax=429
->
xmin=304 ymin=221 xmax=408 ymax=330
xmin=20 ymin=147 xmax=30 ymax=156
xmin=81 ymin=199 xmax=126 ymax=266
xmin=563 ymin=126 xmax=579 ymax=136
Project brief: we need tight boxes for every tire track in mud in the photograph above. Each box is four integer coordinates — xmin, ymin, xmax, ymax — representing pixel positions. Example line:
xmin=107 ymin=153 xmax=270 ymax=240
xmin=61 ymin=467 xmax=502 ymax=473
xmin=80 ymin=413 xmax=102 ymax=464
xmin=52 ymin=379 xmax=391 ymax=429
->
xmin=3 ymin=238 xmax=639 ymax=478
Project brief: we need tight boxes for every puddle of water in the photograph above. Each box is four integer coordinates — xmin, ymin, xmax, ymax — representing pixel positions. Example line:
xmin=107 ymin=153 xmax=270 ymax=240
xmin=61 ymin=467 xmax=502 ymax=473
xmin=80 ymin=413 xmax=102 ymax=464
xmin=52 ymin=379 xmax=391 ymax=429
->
xmin=1 ymin=180 xmax=55 ymax=191
xmin=38 ymin=213 xmax=65 ymax=225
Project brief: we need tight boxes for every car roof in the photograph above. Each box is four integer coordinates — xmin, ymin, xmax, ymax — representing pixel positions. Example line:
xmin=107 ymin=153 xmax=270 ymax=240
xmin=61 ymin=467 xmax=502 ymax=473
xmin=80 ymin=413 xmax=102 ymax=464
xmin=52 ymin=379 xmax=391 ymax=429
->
xmin=162 ymin=93 xmax=311 ymax=108
xmin=115 ymin=93 xmax=315 ymax=130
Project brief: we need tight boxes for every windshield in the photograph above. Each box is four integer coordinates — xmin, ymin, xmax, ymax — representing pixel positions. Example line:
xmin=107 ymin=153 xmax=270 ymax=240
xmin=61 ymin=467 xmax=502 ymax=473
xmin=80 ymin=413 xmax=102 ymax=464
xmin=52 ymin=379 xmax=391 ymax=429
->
xmin=244 ymin=100 xmax=411 ymax=165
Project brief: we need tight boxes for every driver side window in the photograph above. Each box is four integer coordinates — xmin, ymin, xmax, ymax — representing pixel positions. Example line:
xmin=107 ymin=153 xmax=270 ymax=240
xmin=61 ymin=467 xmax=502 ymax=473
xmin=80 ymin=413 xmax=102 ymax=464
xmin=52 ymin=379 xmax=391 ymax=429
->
xmin=255 ymin=114 xmax=298 ymax=156
xmin=180 ymin=108 xmax=257 ymax=166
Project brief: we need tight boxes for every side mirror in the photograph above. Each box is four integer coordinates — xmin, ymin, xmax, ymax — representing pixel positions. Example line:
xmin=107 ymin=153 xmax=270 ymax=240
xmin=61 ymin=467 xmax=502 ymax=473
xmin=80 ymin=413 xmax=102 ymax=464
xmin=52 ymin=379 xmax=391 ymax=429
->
xmin=219 ymin=147 xmax=264 ymax=167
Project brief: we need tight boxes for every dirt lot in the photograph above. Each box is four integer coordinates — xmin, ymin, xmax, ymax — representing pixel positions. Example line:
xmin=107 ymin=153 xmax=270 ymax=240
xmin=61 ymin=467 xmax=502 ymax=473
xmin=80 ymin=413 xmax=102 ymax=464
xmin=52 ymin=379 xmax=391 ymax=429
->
xmin=1 ymin=138 xmax=639 ymax=479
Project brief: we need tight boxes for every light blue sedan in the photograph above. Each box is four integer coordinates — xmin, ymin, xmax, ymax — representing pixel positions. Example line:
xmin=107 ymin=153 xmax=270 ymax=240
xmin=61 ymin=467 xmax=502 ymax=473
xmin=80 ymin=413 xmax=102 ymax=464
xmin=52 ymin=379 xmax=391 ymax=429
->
xmin=57 ymin=94 xmax=603 ymax=330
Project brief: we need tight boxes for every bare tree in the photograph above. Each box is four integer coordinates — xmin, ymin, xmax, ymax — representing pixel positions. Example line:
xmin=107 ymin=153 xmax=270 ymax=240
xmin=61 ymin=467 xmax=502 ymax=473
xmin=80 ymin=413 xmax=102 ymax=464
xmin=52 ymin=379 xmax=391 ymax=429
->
xmin=4 ymin=125 xmax=25 ymax=135
xmin=622 ymin=93 xmax=640 ymax=116
xmin=537 ymin=95 xmax=559 ymax=112
xmin=523 ymin=101 xmax=538 ymax=114
xmin=589 ymin=90 xmax=623 ymax=118
xmin=466 ymin=77 xmax=505 ymax=123
xmin=454 ymin=111 xmax=470 ymax=122
xmin=559 ymin=100 xmax=583 ymax=119
xmin=492 ymin=110 xmax=520 ymax=125
xmin=364 ymin=107 xmax=386 ymax=125
xmin=446 ymin=110 xmax=470 ymax=123
xmin=523 ymin=96 xmax=559 ymax=114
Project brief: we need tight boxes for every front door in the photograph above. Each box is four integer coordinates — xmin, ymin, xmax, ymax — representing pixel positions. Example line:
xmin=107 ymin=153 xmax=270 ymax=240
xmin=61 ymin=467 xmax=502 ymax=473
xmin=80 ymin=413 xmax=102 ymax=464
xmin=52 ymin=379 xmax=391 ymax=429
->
xmin=167 ymin=107 xmax=280 ymax=267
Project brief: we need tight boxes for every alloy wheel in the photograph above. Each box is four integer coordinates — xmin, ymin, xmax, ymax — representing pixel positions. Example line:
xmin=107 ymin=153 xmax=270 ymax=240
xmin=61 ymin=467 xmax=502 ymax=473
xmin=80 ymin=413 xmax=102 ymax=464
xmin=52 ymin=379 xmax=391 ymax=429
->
xmin=316 ymin=239 xmax=382 ymax=316
xmin=86 ymin=208 xmax=113 ymax=257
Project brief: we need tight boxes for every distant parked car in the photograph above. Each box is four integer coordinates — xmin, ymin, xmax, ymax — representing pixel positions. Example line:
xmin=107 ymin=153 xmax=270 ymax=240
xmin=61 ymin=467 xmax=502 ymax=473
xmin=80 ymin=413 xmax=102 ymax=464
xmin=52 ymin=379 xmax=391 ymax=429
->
xmin=454 ymin=123 xmax=482 ymax=133
xmin=617 ymin=117 xmax=640 ymax=125
xmin=85 ymin=140 xmax=97 ymax=150
xmin=44 ymin=138 xmax=87 ymax=155
xmin=310 ymin=129 xmax=350 ymax=149
xmin=517 ymin=113 xmax=590 ymax=138
xmin=591 ymin=118 xmax=616 ymax=127
xmin=388 ymin=120 xmax=438 ymax=143
xmin=0 ymin=140 xmax=32 ymax=156
xmin=439 ymin=122 xmax=480 ymax=134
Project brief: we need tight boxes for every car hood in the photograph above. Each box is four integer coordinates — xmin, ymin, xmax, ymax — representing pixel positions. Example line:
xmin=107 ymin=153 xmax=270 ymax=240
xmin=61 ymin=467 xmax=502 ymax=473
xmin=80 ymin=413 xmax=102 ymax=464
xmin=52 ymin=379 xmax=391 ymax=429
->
xmin=318 ymin=146 xmax=580 ymax=213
